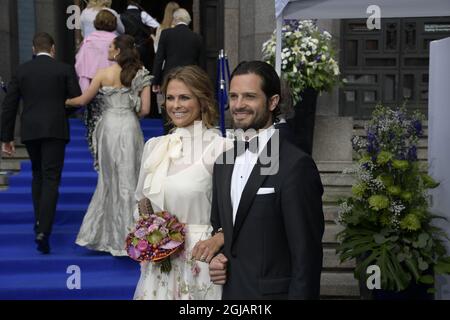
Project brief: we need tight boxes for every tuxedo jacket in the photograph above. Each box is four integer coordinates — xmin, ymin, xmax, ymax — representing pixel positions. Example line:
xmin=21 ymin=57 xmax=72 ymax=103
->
xmin=152 ymin=24 xmax=206 ymax=85
xmin=211 ymin=134 xmax=324 ymax=300
xmin=0 ymin=55 xmax=81 ymax=143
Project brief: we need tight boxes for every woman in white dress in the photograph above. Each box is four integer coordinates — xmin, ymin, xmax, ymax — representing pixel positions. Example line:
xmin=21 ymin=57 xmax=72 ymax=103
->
xmin=133 ymin=65 xmax=232 ymax=300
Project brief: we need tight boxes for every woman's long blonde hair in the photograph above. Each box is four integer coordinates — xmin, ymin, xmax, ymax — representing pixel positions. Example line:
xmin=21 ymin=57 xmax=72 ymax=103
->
xmin=87 ymin=0 xmax=112 ymax=9
xmin=160 ymin=2 xmax=180 ymax=30
xmin=162 ymin=66 xmax=218 ymax=129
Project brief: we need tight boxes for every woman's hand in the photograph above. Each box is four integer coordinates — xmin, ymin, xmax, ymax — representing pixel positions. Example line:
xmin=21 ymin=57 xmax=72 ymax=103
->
xmin=191 ymin=232 xmax=224 ymax=263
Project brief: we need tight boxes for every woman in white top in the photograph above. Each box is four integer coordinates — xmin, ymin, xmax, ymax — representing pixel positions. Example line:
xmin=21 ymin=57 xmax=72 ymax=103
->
xmin=80 ymin=0 xmax=125 ymax=38
xmin=133 ymin=65 xmax=232 ymax=300
xmin=151 ymin=1 xmax=180 ymax=53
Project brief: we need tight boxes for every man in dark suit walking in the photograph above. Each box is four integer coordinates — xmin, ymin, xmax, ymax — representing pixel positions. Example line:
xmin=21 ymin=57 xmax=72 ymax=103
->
xmin=208 ymin=61 xmax=324 ymax=299
xmin=152 ymin=8 xmax=206 ymax=133
xmin=1 ymin=32 xmax=81 ymax=254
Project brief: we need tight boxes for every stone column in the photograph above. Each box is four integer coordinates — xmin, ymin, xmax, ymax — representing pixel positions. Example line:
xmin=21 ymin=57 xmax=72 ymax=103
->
xmin=193 ymin=0 xmax=201 ymax=34
xmin=0 ymin=0 xmax=19 ymax=148
xmin=35 ymin=0 xmax=76 ymax=64
xmin=238 ymin=0 xmax=274 ymax=62
xmin=224 ymin=0 xmax=239 ymax=70
xmin=316 ymin=19 xmax=341 ymax=117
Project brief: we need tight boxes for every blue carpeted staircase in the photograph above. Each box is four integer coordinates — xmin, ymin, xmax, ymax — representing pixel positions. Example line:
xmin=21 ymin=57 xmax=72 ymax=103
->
xmin=0 ymin=118 xmax=163 ymax=300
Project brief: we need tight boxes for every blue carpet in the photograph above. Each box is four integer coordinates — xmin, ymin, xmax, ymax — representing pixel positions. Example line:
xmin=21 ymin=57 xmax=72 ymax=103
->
xmin=0 ymin=118 xmax=164 ymax=300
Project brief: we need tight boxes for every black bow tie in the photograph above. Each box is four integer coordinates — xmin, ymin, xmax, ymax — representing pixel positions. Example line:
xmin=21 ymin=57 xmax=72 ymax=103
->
xmin=234 ymin=137 xmax=259 ymax=155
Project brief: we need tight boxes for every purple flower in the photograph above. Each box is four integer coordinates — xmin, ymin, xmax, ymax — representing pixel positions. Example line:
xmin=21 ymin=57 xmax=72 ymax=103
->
xmin=128 ymin=246 xmax=141 ymax=260
xmin=134 ymin=228 xmax=147 ymax=239
xmin=315 ymin=55 xmax=322 ymax=62
xmin=160 ymin=240 xmax=182 ymax=250
xmin=412 ymin=120 xmax=423 ymax=136
xmin=407 ymin=146 xmax=417 ymax=161
xmin=148 ymin=224 xmax=158 ymax=233
xmin=137 ymin=240 xmax=149 ymax=251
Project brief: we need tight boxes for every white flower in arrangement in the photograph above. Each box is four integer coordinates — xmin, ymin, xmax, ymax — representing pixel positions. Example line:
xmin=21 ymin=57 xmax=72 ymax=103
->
xmin=262 ymin=19 xmax=341 ymax=104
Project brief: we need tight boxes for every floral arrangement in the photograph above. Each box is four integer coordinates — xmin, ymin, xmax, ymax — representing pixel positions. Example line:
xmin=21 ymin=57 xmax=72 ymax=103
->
xmin=337 ymin=105 xmax=450 ymax=293
xmin=126 ymin=211 xmax=186 ymax=273
xmin=262 ymin=19 xmax=341 ymax=104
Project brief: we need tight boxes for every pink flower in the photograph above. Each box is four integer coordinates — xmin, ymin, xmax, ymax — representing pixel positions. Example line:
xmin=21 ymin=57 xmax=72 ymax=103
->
xmin=147 ymin=224 xmax=158 ymax=233
xmin=137 ymin=240 xmax=149 ymax=251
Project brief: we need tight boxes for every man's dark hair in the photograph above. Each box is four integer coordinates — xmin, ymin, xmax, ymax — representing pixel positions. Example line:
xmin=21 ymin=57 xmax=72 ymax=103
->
xmin=33 ymin=32 xmax=55 ymax=53
xmin=127 ymin=0 xmax=144 ymax=10
xmin=230 ymin=60 xmax=282 ymax=120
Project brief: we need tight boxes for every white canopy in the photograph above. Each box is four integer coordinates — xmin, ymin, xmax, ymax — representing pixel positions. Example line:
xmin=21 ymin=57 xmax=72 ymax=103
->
xmin=275 ymin=0 xmax=450 ymax=73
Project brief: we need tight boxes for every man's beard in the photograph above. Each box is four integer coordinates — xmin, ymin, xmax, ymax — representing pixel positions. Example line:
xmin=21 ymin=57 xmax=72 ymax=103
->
xmin=233 ymin=103 xmax=272 ymax=131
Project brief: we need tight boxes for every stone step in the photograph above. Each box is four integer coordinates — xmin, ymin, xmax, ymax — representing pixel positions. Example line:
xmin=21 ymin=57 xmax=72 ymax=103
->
xmin=323 ymin=205 xmax=339 ymax=222
xmin=0 ymin=160 xmax=21 ymax=172
xmin=320 ymin=271 xmax=360 ymax=298
xmin=12 ymin=147 xmax=29 ymax=159
xmin=320 ymin=173 xmax=355 ymax=187
xmin=316 ymin=161 xmax=354 ymax=173
xmin=323 ymin=223 xmax=343 ymax=244
xmin=0 ymin=174 xmax=7 ymax=186
xmin=323 ymin=187 xmax=351 ymax=204
xmin=323 ymin=248 xmax=355 ymax=270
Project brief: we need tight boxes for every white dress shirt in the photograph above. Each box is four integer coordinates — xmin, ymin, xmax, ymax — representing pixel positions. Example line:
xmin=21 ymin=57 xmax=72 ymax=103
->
xmin=127 ymin=5 xmax=160 ymax=29
xmin=230 ymin=126 xmax=275 ymax=224
xmin=36 ymin=52 xmax=53 ymax=58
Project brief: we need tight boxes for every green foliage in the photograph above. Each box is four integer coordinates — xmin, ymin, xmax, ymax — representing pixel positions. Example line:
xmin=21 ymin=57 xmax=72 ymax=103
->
xmin=337 ymin=105 xmax=450 ymax=292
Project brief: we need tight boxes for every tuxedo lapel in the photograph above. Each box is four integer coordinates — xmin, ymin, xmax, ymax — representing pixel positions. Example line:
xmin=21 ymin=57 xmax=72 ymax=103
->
xmin=221 ymin=149 xmax=236 ymax=234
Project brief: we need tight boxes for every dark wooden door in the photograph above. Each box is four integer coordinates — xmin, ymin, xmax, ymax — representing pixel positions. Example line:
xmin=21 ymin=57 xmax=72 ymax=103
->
xmin=340 ymin=17 xmax=450 ymax=119
xmin=200 ymin=0 xmax=224 ymax=85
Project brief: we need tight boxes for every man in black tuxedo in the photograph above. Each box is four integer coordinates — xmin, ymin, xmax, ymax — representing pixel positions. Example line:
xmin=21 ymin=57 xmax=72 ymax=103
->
xmin=151 ymin=8 xmax=206 ymax=134
xmin=0 ymin=32 xmax=81 ymax=254
xmin=208 ymin=61 xmax=324 ymax=299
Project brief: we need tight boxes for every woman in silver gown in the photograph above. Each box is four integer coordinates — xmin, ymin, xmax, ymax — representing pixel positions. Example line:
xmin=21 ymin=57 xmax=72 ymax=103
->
xmin=66 ymin=35 xmax=151 ymax=256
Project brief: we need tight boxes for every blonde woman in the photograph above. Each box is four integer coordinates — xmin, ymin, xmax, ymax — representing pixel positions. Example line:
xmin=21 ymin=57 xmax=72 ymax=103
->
xmin=151 ymin=2 xmax=180 ymax=53
xmin=133 ymin=66 xmax=232 ymax=300
xmin=80 ymin=0 xmax=125 ymax=38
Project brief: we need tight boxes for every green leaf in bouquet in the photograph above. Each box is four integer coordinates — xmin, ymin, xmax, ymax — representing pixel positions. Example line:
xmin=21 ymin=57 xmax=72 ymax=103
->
xmin=418 ymin=233 xmax=430 ymax=247
xmin=387 ymin=185 xmax=402 ymax=196
xmin=405 ymin=257 xmax=420 ymax=281
xmin=378 ymin=174 xmax=394 ymax=187
xmin=400 ymin=214 xmax=421 ymax=232
xmin=374 ymin=233 xmax=387 ymax=244
xmin=351 ymin=183 xmax=366 ymax=198
xmin=434 ymin=261 xmax=450 ymax=275
xmin=418 ymin=257 xmax=429 ymax=271
xmin=392 ymin=159 xmax=409 ymax=171
xmin=419 ymin=275 xmax=434 ymax=285
xmin=132 ymin=238 xmax=139 ymax=246
xmin=368 ymin=195 xmax=390 ymax=211
xmin=400 ymin=191 xmax=413 ymax=203
xmin=376 ymin=151 xmax=393 ymax=165
xmin=421 ymin=174 xmax=440 ymax=189
xmin=147 ymin=230 xmax=164 ymax=245
xmin=169 ymin=231 xmax=184 ymax=242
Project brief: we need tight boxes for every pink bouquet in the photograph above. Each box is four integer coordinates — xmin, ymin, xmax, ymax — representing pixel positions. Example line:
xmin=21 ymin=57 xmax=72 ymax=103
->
xmin=126 ymin=211 xmax=186 ymax=273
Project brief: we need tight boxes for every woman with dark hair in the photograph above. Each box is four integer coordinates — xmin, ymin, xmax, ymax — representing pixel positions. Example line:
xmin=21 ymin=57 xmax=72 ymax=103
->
xmin=66 ymin=34 xmax=152 ymax=256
